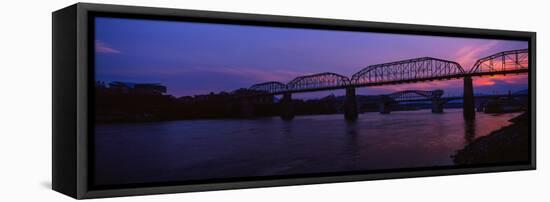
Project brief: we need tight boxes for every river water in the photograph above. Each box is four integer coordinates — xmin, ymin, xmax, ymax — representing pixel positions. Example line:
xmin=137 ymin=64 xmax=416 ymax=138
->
xmin=94 ymin=109 xmax=520 ymax=185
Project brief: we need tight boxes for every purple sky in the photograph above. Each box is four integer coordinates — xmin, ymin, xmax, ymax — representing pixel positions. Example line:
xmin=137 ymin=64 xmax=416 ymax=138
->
xmin=95 ymin=17 xmax=528 ymax=99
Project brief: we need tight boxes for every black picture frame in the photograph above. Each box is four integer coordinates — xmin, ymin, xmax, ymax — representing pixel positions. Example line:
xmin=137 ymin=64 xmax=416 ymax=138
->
xmin=52 ymin=3 xmax=536 ymax=199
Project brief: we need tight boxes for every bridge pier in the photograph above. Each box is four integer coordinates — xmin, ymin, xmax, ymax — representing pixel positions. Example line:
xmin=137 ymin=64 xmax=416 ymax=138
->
xmin=379 ymin=96 xmax=391 ymax=114
xmin=280 ymin=92 xmax=294 ymax=120
xmin=431 ymin=99 xmax=444 ymax=113
xmin=344 ymin=87 xmax=358 ymax=120
xmin=463 ymin=76 xmax=475 ymax=120
xmin=476 ymin=101 xmax=486 ymax=112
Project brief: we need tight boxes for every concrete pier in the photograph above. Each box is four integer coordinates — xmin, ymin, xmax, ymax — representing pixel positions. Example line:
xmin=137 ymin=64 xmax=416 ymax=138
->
xmin=463 ymin=76 xmax=475 ymax=120
xmin=431 ymin=99 xmax=444 ymax=113
xmin=379 ymin=96 xmax=392 ymax=114
xmin=280 ymin=92 xmax=294 ymax=120
xmin=344 ymin=87 xmax=358 ymax=120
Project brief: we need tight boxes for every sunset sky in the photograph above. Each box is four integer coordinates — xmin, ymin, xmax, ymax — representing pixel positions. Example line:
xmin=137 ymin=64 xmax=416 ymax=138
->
xmin=95 ymin=17 xmax=528 ymax=99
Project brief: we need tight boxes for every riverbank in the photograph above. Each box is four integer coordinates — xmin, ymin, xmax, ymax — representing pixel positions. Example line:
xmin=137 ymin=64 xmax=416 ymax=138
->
xmin=452 ymin=112 xmax=529 ymax=165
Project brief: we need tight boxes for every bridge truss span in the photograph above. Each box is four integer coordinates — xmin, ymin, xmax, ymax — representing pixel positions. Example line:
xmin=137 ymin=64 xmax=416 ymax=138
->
xmin=249 ymin=81 xmax=287 ymax=94
xmin=469 ymin=49 xmax=529 ymax=75
xmin=351 ymin=57 xmax=465 ymax=86
xmin=287 ymin=72 xmax=351 ymax=92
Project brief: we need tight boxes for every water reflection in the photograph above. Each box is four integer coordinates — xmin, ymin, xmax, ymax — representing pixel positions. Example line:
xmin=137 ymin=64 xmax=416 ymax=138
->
xmin=94 ymin=109 xmax=520 ymax=186
xmin=344 ymin=121 xmax=360 ymax=168
xmin=281 ymin=120 xmax=293 ymax=137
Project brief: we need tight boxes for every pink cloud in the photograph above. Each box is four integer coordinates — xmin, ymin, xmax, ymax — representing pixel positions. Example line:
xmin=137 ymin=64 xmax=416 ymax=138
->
xmin=146 ymin=66 xmax=306 ymax=84
xmin=95 ymin=40 xmax=121 ymax=54
xmin=453 ymin=40 xmax=499 ymax=70
xmin=208 ymin=68 xmax=305 ymax=83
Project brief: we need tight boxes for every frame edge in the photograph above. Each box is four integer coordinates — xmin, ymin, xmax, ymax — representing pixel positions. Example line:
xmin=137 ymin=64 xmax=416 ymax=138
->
xmin=52 ymin=3 xmax=79 ymax=199
xmin=69 ymin=2 xmax=537 ymax=199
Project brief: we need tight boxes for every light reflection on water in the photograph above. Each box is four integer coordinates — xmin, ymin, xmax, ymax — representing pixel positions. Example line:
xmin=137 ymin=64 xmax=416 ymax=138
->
xmin=94 ymin=109 xmax=520 ymax=185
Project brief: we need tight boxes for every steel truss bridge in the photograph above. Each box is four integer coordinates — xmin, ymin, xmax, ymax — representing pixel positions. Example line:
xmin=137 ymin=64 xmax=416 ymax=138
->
xmin=382 ymin=90 xmax=526 ymax=103
xmin=376 ymin=89 xmax=527 ymax=114
xmin=240 ymin=49 xmax=529 ymax=120
xmin=247 ymin=49 xmax=528 ymax=94
xmin=383 ymin=90 xmax=444 ymax=102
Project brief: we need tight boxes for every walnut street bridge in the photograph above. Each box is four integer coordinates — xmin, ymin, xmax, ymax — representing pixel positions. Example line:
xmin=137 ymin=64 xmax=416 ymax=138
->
xmin=235 ymin=49 xmax=528 ymax=121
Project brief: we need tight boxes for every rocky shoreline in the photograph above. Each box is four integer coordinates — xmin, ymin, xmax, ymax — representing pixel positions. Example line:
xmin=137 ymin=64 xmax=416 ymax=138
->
xmin=452 ymin=112 xmax=530 ymax=165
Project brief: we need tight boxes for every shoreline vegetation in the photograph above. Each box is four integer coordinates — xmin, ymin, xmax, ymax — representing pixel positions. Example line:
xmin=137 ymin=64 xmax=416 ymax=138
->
xmin=452 ymin=112 xmax=529 ymax=165
xmin=95 ymin=81 xmax=528 ymax=124
xmin=94 ymin=86 xmax=435 ymax=124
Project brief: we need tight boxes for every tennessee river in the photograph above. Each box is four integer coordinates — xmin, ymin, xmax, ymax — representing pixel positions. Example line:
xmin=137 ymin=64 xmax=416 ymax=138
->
xmin=94 ymin=109 xmax=520 ymax=185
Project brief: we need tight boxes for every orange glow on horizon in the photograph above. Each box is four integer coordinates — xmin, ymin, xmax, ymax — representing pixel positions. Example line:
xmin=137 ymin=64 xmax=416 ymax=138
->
xmin=474 ymin=79 xmax=496 ymax=86
xmin=473 ymin=74 xmax=527 ymax=87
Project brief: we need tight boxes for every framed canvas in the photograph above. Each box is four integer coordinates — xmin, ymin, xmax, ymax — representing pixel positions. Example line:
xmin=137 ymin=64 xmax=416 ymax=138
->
xmin=52 ymin=3 xmax=536 ymax=199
